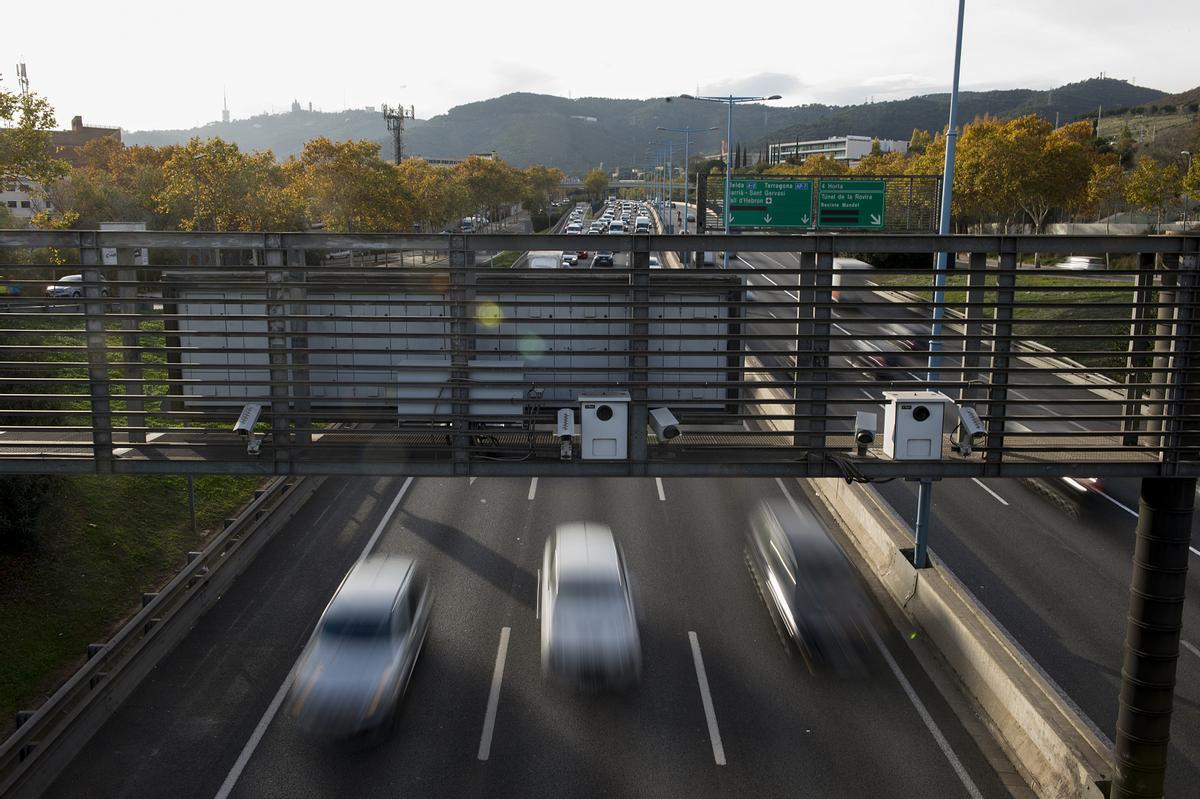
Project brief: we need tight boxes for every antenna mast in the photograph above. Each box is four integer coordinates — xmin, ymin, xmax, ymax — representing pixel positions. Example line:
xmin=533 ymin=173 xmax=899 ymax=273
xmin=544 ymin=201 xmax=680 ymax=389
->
xmin=382 ymin=103 xmax=416 ymax=164
xmin=16 ymin=62 xmax=29 ymax=97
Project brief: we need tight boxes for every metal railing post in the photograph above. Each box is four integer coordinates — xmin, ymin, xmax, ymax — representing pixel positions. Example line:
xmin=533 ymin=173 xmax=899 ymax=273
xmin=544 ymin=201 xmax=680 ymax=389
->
xmin=1123 ymin=253 xmax=1159 ymax=446
xmin=629 ymin=235 xmax=650 ymax=467
xmin=984 ymin=242 xmax=1018 ymax=469
xmin=449 ymin=235 xmax=476 ymax=475
xmin=265 ymin=236 xmax=291 ymax=471
xmin=809 ymin=241 xmax=834 ymax=456
xmin=80 ymin=232 xmax=114 ymax=473
xmin=286 ymin=246 xmax=311 ymax=448
xmin=792 ymin=251 xmax=817 ymax=448
xmin=116 ymin=244 xmax=145 ymax=444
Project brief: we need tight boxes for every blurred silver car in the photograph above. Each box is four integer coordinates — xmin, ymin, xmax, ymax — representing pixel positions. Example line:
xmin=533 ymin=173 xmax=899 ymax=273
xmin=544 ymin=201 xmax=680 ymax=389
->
xmin=45 ymin=274 xmax=108 ymax=298
xmin=287 ymin=554 xmax=432 ymax=740
xmin=745 ymin=499 xmax=873 ymax=674
xmin=540 ymin=522 xmax=641 ymax=689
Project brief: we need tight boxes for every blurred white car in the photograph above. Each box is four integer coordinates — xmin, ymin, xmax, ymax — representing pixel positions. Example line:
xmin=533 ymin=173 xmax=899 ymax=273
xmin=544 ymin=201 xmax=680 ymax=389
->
xmin=648 ymin=256 xmax=661 ymax=269
xmin=46 ymin=274 xmax=108 ymax=298
xmin=541 ymin=522 xmax=641 ymax=689
xmin=561 ymin=251 xmax=578 ymax=266
xmin=287 ymin=555 xmax=432 ymax=741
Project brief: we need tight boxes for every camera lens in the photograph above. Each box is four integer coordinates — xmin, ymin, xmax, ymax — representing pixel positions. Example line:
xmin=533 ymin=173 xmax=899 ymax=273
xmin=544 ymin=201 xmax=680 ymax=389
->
xmin=596 ymin=404 xmax=614 ymax=422
xmin=912 ymin=405 xmax=930 ymax=422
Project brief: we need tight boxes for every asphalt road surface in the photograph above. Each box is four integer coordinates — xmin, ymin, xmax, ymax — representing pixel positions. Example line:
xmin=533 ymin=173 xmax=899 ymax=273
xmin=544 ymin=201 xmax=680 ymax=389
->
xmin=47 ymin=475 xmax=1016 ymax=799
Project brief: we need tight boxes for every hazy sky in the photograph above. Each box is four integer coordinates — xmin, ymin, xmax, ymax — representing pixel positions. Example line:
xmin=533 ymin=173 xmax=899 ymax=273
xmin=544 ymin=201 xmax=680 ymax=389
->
xmin=7 ymin=0 xmax=1197 ymax=132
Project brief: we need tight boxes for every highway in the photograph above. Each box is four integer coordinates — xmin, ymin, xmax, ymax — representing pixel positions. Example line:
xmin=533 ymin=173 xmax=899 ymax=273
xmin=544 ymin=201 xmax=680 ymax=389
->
xmin=45 ymin=474 xmax=1015 ymax=798
xmin=734 ymin=246 xmax=1200 ymax=798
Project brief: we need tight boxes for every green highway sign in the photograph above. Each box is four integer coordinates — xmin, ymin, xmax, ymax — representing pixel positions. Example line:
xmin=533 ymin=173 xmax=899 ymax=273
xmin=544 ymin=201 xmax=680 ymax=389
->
xmin=817 ymin=179 xmax=886 ymax=228
xmin=728 ymin=179 xmax=813 ymax=229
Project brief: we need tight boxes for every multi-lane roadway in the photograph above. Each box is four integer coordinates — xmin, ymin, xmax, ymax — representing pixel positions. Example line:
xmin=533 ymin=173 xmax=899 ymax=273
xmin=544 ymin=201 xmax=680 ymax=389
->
xmin=46 ymin=474 xmax=1016 ymax=798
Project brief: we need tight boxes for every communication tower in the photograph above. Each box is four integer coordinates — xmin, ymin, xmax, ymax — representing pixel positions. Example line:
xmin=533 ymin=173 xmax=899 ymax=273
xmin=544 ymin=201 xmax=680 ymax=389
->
xmin=382 ymin=104 xmax=415 ymax=164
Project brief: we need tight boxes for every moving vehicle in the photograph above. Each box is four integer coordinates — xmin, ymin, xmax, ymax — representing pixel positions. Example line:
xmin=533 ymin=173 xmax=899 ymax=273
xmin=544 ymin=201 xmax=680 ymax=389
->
xmin=608 ymin=221 xmax=626 ymax=234
xmin=527 ymin=250 xmax=564 ymax=269
xmin=287 ymin=555 xmax=432 ymax=740
xmin=540 ymin=522 xmax=641 ymax=689
xmin=633 ymin=216 xmax=651 ymax=233
xmin=46 ymin=274 xmax=108 ymax=298
xmin=841 ymin=323 xmax=921 ymax=380
xmin=648 ymin=256 xmax=661 ymax=269
xmin=745 ymin=499 xmax=873 ymax=674
xmin=561 ymin=252 xmax=578 ymax=267
xmin=592 ymin=251 xmax=615 ymax=268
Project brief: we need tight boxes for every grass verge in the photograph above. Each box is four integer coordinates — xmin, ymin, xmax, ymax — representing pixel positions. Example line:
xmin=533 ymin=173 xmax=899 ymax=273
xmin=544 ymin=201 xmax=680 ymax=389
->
xmin=0 ymin=473 xmax=265 ymax=737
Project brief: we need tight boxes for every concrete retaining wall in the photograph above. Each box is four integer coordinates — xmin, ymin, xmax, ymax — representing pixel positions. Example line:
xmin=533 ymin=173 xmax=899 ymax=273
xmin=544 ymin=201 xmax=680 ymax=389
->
xmin=808 ymin=476 xmax=1114 ymax=799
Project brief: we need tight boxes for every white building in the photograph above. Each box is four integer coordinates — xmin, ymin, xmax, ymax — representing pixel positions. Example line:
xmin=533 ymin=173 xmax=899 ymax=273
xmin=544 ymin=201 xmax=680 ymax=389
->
xmin=768 ymin=135 xmax=908 ymax=167
xmin=1 ymin=179 xmax=49 ymax=220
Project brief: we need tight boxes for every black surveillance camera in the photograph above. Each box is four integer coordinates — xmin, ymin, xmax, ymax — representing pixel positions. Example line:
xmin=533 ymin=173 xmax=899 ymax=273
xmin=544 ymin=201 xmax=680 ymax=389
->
xmin=912 ymin=405 xmax=931 ymax=422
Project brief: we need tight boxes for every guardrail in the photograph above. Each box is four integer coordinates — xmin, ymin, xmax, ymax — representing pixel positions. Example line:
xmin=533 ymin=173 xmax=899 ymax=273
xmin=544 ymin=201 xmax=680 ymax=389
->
xmin=0 ymin=473 xmax=326 ymax=798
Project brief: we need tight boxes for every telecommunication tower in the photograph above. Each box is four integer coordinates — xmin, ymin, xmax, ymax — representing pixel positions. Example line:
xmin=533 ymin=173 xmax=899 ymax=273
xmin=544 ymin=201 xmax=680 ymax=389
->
xmin=382 ymin=104 xmax=415 ymax=164
xmin=16 ymin=62 xmax=30 ymax=97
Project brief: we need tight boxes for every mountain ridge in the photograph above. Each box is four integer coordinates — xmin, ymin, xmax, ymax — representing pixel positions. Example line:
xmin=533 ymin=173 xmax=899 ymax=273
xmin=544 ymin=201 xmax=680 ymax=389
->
xmin=123 ymin=78 xmax=1175 ymax=173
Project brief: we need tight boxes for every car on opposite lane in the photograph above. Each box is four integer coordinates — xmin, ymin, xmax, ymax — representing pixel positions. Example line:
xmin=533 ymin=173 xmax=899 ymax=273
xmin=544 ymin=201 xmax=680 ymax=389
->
xmin=287 ymin=554 xmax=432 ymax=742
xmin=541 ymin=522 xmax=641 ymax=690
xmin=592 ymin=251 xmax=615 ymax=268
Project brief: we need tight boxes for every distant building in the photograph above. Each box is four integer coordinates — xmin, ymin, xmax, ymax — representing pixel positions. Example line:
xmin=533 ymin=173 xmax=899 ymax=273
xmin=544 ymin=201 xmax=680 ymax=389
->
xmin=1 ymin=178 xmax=48 ymax=219
xmin=415 ymin=151 xmax=499 ymax=168
xmin=50 ymin=116 xmax=122 ymax=167
xmin=291 ymin=99 xmax=302 ymax=113
xmin=768 ymin=135 xmax=907 ymax=167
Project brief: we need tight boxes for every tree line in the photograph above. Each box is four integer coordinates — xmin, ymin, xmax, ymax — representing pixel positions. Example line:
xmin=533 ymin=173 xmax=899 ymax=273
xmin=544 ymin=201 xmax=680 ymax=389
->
xmin=737 ymin=114 xmax=1200 ymax=231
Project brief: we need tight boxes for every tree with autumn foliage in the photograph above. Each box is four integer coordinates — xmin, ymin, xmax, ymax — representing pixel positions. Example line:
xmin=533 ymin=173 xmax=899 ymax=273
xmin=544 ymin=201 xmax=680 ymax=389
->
xmin=0 ymin=79 xmax=69 ymax=186
xmin=283 ymin=137 xmax=407 ymax=233
xmin=1124 ymin=156 xmax=1181 ymax=228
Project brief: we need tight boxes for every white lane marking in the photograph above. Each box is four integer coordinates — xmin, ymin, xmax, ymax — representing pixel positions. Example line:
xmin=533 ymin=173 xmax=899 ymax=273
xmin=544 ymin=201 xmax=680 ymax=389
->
xmin=470 ymin=476 xmax=477 ymax=485
xmin=477 ymin=626 xmax=512 ymax=761
xmin=971 ymin=478 xmax=1009 ymax=506
xmin=868 ymin=628 xmax=985 ymax=799
xmin=1182 ymin=640 xmax=1200 ymax=659
xmin=527 ymin=477 xmax=538 ymax=501
xmin=738 ymin=255 xmax=799 ymax=300
xmin=656 ymin=477 xmax=666 ymax=502
xmin=1191 ymin=546 xmax=1200 ymax=559
xmin=1091 ymin=489 xmax=1138 ymax=518
xmin=688 ymin=631 xmax=726 ymax=766
xmin=213 ymin=476 xmax=416 ymax=799
xmin=774 ymin=477 xmax=808 ymax=521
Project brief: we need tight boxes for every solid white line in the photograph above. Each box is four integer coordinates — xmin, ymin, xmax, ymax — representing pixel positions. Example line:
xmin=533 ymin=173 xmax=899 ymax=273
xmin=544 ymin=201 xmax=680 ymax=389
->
xmin=1182 ymin=640 xmax=1200 ymax=659
xmin=214 ymin=476 xmax=416 ymax=799
xmin=688 ymin=631 xmax=726 ymax=766
xmin=774 ymin=477 xmax=806 ymax=520
xmin=477 ymin=626 xmax=512 ymax=761
xmin=360 ymin=477 xmax=415 ymax=560
xmin=527 ymin=476 xmax=538 ymax=501
xmin=470 ymin=476 xmax=477 ymax=485
xmin=1092 ymin=489 xmax=1138 ymax=518
xmin=868 ymin=628 xmax=985 ymax=799
xmin=656 ymin=477 xmax=666 ymax=502
xmin=971 ymin=478 xmax=1010 ymax=506
xmin=1191 ymin=546 xmax=1200 ymax=559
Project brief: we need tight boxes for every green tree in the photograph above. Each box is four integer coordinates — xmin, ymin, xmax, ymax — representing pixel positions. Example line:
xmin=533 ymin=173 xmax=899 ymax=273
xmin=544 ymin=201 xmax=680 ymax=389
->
xmin=1085 ymin=155 xmax=1126 ymax=222
xmin=0 ymin=79 xmax=69 ymax=185
xmin=521 ymin=163 xmax=566 ymax=216
xmin=1183 ymin=155 xmax=1200 ymax=212
xmin=1116 ymin=125 xmax=1136 ymax=168
xmin=1124 ymin=156 xmax=1181 ymax=228
xmin=283 ymin=137 xmax=407 ymax=233
xmin=908 ymin=129 xmax=932 ymax=155
xmin=1008 ymin=118 xmax=1093 ymax=236
xmin=584 ymin=168 xmax=609 ymax=201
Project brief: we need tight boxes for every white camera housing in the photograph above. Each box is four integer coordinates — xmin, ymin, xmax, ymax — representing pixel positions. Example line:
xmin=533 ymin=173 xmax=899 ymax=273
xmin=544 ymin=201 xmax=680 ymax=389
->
xmin=234 ymin=403 xmax=262 ymax=437
xmin=882 ymin=391 xmax=952 ymax=460
xmin=649 ymin=407 xmax=680 ymax=441
xmin=854 ymin=410 xmax=877 ymax=449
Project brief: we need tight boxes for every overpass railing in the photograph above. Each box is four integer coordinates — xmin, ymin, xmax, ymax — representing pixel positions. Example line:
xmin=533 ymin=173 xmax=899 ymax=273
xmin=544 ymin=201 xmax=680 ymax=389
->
xmin=0 ymin=230 xmax=1197 ymax=478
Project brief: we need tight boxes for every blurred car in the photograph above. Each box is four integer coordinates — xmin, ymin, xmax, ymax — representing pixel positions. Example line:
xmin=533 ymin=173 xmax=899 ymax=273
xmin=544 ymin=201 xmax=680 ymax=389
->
xmin=592 ymin=251 xmax=615 ymax=268
xmin=842 ymin=324 xmax=921 ymax=379
xmin=541 ymin=522 xmax=641 ymax=689
xmin=561 ymin=251 xmax=578 ymax=266
xmin=576 ymin=248 xmax=589 ymax=260
xmin=745 ymin=499 xmax=873 ymax=674
xmin=648 ymin=256 xmax=661 ymax=269
xmin=287 ymin=554 xmax=432 ymax=741
xmin=1058 ymin=255 xmax=1105 ymax=270
xmin=46 ymin=274 xmax=108 ymax=298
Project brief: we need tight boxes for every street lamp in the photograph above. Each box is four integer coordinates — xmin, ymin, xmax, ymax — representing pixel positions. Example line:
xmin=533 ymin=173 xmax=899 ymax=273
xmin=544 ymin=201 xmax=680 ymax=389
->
xmin=657 ymin=125 xmax=719 ymax=234
xmin=648 ymin=140 xmax=675 ymax=232
xmin=676 ymin=93 xmax=782 ymax=267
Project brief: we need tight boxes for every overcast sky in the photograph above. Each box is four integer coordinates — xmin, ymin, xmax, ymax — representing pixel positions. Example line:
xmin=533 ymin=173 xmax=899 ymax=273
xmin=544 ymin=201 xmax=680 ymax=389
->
xmin=7 ymin=0 xmax=1197 ymax=132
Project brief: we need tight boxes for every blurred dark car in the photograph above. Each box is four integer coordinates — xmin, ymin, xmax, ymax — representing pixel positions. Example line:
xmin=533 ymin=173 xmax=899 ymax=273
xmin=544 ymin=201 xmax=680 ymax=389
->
xmin=745 ymin=499 xmax=873 ymax=674
xmin=843 ymin=323 xmax=921 ymax=380
xmin=287 ymin=554 xmax=432 ymax=742
xmin=592 ymin=251 xmax=615 ymax=268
